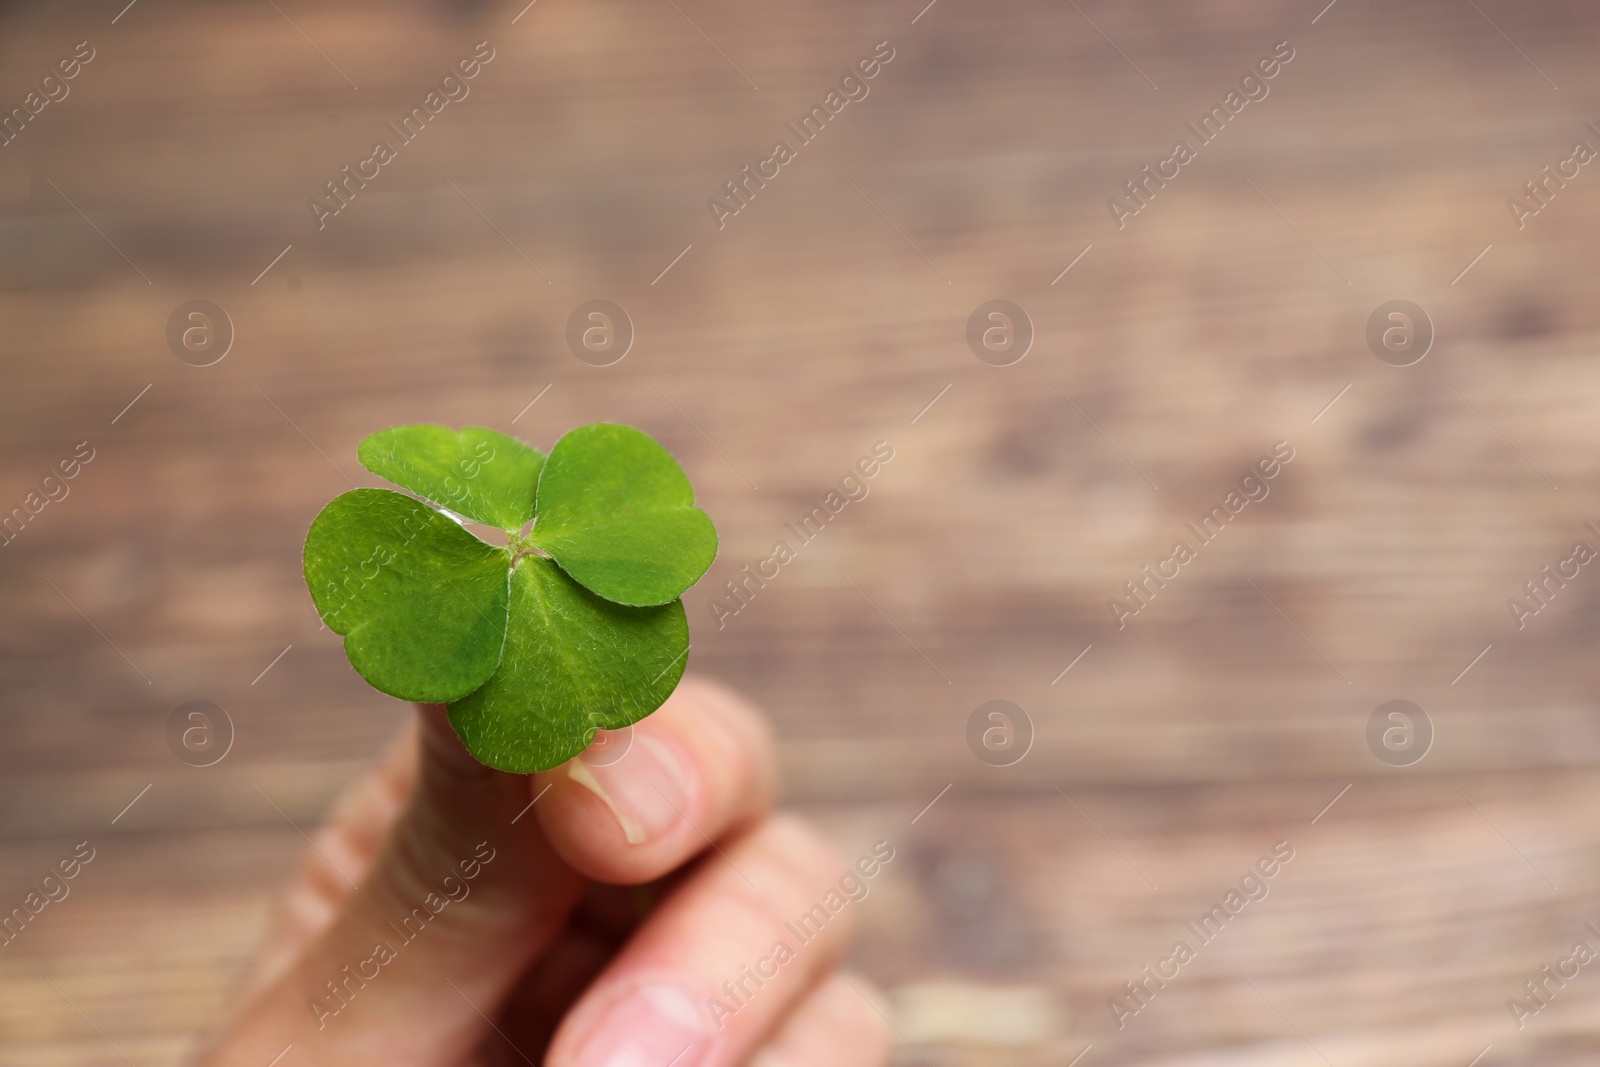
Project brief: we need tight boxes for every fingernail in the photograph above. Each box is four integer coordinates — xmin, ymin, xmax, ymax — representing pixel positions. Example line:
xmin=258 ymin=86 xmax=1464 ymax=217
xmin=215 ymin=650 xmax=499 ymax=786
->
xmin=572 ymin=982 xmax=711 ymax=1067
xmin=566 ymin=735 xmax=689 ymax=845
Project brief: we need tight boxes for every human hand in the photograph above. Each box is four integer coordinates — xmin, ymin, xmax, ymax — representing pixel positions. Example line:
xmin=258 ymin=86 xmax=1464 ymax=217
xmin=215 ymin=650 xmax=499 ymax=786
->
xmin=201 ymin=678 xmax=890 ymax=1067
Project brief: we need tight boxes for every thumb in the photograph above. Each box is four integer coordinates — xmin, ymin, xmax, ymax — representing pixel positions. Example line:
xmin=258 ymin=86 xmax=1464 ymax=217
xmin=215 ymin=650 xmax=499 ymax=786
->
xmin=207 ymin=705 xmax=585 ymax=1066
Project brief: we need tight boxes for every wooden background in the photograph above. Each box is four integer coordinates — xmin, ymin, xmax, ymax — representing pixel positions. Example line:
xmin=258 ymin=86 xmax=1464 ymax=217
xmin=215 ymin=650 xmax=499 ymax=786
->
xmin=4 ymin=0 xmax=1600 ymax=1062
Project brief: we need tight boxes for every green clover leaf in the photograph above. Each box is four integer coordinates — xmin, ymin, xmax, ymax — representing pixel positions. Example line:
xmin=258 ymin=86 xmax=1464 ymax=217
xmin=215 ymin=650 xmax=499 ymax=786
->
xmin=302 ymin=423 xmax=715 ymax=771
xmin=447 ymin=556 xmax=690 ymax=772
xmin=357 ymin=425 xmax=544 ymax=533
xmin=304 ymin=489 xmax=511 ymax=703
xmin=530 ymin=423 xmax=718 ymax=606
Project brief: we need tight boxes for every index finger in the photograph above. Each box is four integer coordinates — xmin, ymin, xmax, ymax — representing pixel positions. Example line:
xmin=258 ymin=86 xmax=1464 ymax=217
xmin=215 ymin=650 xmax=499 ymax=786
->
xmin=533 ymin=676 xmax=777 ymax=885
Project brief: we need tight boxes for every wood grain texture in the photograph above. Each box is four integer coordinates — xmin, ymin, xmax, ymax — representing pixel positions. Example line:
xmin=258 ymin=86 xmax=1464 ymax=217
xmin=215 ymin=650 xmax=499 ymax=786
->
xmin=3 ymin=0 xmax=1600 ymax=1062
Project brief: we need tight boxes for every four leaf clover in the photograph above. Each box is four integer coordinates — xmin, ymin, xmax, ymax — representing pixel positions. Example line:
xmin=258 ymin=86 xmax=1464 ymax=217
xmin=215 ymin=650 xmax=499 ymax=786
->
xmin=303 ymin=423 xmax=717 ymax=772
